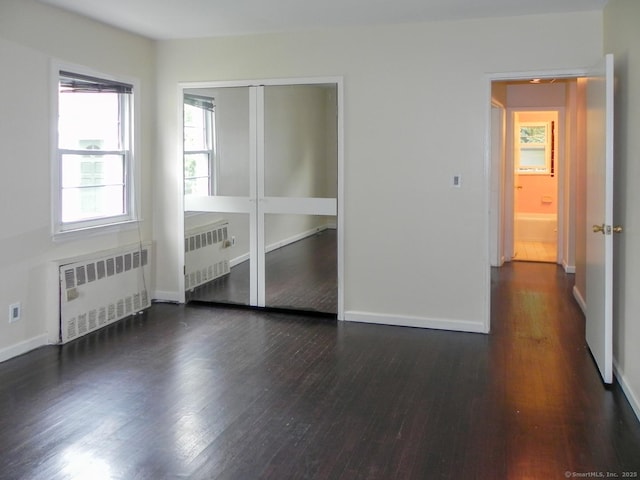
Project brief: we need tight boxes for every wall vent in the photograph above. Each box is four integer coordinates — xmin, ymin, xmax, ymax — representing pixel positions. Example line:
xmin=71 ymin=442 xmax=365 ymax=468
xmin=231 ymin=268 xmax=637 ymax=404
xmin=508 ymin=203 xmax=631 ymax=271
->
xmin=59 ymin=243 xmax=152 ymax=344
xmin=185 ymin=221 xmax=231 ymax=291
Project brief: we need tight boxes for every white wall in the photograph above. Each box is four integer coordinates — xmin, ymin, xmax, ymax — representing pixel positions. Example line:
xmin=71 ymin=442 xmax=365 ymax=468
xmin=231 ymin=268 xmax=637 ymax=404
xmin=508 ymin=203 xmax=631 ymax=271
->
xmin=604 ymin=0 xmax=640 ymax=419
xmin=155 ymin=11 xmax=603 ymax=332
xmin=0 ymin=0 xmax=155 ymax=360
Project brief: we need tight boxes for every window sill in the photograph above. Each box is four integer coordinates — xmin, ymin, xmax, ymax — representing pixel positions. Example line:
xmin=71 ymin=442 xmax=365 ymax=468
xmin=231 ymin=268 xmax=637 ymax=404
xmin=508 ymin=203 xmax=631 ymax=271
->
xmin=53 ymin=219 xmax=141 ymax=242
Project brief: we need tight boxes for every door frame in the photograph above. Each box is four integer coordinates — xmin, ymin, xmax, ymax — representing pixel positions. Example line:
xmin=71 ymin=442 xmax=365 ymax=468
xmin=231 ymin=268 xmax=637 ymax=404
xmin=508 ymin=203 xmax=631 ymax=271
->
xmin=177 ymin=76 xmax=345 ymax=320
xmin=484 ymin=67 xmax=587 ymax=332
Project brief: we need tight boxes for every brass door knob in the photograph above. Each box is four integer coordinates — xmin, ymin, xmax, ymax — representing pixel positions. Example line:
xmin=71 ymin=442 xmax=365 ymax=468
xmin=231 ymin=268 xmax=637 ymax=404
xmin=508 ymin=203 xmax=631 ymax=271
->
xmin=613 ymin=225 xmax=623 ymax=233
xmin=593 ymin=224 xmax=605 ymax=234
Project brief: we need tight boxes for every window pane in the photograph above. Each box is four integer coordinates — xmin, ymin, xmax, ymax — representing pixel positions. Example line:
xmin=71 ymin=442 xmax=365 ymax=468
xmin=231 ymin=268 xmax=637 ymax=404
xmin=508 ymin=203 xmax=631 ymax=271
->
xmin=184 ymin=153 xmax=210 ymax=195
xmin=184 ymin=104 xmax=207 ymax=150
xmin=520 ymin=126 xmax=546 ymax=144
xmin=184 ymin=177 xmax=210 ymax=196
xmin=61 ymin=185 xmax=125 ymax=222
xmin=61 ymin=154 xmax=125 ymax=188
xmin=59 ymin=92 xmax=122 ymax=150
xmin=184 ymin=153 xmax=209 ymax=178
xmin=520 ymin=147 xmax=546 ymax=167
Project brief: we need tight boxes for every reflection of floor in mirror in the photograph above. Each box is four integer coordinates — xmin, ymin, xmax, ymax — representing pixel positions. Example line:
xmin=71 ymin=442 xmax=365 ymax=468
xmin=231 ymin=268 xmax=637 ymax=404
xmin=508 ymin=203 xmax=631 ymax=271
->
xmin=188 ymin=229 xmax=337 ymax=314
xmin=513 ymin=241 xmax=556 ymax=263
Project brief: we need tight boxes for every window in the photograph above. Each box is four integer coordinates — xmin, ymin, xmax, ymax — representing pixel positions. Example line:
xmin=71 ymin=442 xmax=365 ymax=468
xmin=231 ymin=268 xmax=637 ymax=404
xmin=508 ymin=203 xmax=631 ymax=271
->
xmin=55 ymin=70 xmax=135 ymax=234
xmin=515 ymin=121 xmax=553 ymax=175
xmin=184 ymin=94 xmax=215 ymax=196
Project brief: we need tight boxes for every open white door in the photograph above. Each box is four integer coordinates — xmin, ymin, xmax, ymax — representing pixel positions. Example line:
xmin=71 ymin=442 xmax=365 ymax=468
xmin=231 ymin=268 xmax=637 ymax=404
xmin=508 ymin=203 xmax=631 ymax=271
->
xmin=585 ymin=54 xmax=615 ymax=384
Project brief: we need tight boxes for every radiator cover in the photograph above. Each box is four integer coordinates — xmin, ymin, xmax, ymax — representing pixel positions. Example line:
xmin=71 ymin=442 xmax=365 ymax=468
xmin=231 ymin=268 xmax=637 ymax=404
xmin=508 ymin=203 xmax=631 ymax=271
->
xmin=59 ymin=243 xmax=152 ymax=343
xmin=185 ymin=220 xmax=231 ymax=291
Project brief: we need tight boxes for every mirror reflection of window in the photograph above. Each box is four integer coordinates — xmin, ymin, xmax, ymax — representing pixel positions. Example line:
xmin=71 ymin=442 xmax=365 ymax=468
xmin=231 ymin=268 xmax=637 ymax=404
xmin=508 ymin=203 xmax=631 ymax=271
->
xmin=184 ymin=95 xmax=215 ymax=195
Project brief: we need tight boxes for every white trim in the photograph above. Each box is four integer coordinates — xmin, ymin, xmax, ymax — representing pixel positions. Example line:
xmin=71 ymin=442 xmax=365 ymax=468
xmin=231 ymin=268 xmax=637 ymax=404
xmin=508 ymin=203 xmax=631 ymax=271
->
xmin=483 ymin=76 xmax=493 ymax=333
xmin=230 ymin=252 xmax=250 ymax=268
xmin=0 ymin=335 xmax=48 ymax=364
xmin=255 ymin=86 xmax=265 ymax=307
xmin=152 ymin=291 xmax=183 ymax=303
xmin=613 ymin=360 xmax=640 ymax=423
xmin=264 ymin=225 xmax=332 ymax=254
xmin=344 ymin=311 xmax=487 ymax=334
xmin=185 ymin=195 xmax=254 ymax=213
xmin=336 ymin=78 xmax=345 ymax=321
xmin=486 ymin=68 xmax=589 ymax=82
xmin=572 ymin=285 xmax=586 ymax=314
xmin=51 ymin=219 xmax=141 ymax=242
xmin=563 ymin=261 xmax=576 ymax=274
xmin=177 ymin=85 xmax=187 ymax=304
xmin=180 ymin=76 xmax=344 ymax=90
xmin=262 ymin=197 xmax=337 ymax=216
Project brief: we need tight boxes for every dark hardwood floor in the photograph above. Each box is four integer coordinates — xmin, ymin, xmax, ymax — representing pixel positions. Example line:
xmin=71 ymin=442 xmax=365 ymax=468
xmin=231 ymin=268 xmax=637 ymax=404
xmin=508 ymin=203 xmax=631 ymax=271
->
xmin=1 ymin=262 xmax=639 ymax=479
xmin=188 ymin=229 xmax=337 ymax=314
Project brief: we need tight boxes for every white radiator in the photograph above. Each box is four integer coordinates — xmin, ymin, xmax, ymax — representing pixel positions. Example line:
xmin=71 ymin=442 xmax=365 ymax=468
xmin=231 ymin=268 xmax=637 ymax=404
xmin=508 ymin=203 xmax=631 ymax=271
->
xmin=185 ymin=220 xmax=231 ymax=291
xmin=59 ymin=243 xmax=152 ymax=343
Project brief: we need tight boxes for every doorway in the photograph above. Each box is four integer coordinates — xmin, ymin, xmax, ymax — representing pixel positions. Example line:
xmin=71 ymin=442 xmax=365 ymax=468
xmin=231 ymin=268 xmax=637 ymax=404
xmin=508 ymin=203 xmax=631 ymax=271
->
xmin=511 ymin=109 xmax=560 ymax=263
xmin=179 ymin=79 xmax=344 ymax=318
xmin=490 ymin=77 xmax=579 ymax=272
xmin=487 ymin=57 xmax=616 ymax=384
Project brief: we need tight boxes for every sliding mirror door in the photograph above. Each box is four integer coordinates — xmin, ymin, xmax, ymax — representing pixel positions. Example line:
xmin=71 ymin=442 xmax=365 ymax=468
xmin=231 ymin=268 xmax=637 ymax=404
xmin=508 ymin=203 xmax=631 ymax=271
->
xmin=183 ymin=86 xmax=254 ymax=306
xmin=182 ymin=81 xmax=339 ymax=315
xmin=262 ymin=85 xmax=338 ymax=313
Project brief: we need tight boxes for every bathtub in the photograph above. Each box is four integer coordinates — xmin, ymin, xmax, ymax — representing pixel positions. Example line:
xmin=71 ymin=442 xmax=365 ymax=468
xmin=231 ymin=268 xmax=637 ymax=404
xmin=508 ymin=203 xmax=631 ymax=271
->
xmin=515 ymin=213 xmax=557 ymax=243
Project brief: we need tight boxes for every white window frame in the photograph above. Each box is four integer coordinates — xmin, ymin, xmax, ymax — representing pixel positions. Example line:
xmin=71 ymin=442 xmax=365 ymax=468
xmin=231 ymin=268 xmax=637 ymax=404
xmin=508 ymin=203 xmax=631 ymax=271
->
xmin=183 ymin=96 xmax=216 ymax=196
xmin=51 ymin=62 xmax=140 ymax=239
xmin=515 ymin=121 xmax=552 ymax=175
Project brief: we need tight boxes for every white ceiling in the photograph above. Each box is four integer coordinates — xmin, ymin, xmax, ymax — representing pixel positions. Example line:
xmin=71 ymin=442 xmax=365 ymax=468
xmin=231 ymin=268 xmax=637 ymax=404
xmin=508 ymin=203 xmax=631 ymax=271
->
xmin=37 ymin=0 xmax=608 ymax=40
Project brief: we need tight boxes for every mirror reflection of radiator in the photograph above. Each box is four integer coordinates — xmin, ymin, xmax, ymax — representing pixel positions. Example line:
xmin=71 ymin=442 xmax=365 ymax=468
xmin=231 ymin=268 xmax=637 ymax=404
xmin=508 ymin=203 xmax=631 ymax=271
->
xmin=59 ymin=243 xmax=152 ymax=344
xmin=185 ymin=220 xmax=231 ymax=291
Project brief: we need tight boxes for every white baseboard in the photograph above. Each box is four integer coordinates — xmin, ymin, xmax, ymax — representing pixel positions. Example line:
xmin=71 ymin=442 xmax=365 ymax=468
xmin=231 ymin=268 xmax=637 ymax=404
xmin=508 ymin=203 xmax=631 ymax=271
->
xmin=572 ymin=285 xmax=586 ymax=315
xmin=230 ymin=224 xmax=332 ymax=268
xmin=344 ymin=311 xmax=487 ymax=334
xmin=230 ymin=252 xmax=250 ymax=268
xmin=0 ymin=334 xmax=48 ymax=364
xmin=153 ymin=291 xmax=182 ymax=303
xmin=613 ymin=360 xmax=640 ymax=423
xmin=265 ymin=224 xmax=331 ymax=254
xmin=563 ymin=262 xmax=576 ymax=274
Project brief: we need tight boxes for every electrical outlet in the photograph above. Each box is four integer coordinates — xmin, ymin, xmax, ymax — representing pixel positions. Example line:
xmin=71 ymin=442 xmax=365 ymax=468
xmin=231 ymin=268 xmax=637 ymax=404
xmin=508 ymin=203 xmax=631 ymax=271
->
xmin=231 ymin=236 xmax=236 ymax=246
xmin=9 ymin=303 xmax=21 ymax=323
xmin=452 ymin=175 xmax=462 ymax=188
